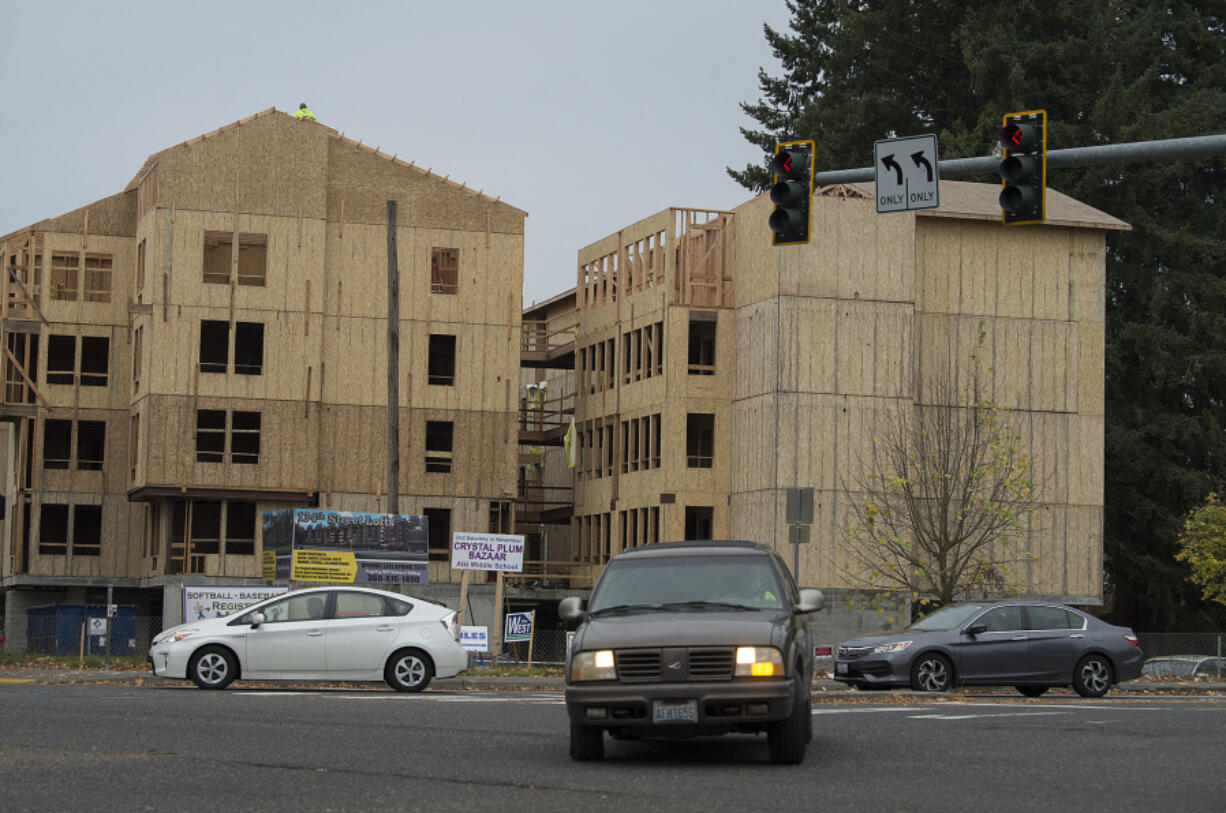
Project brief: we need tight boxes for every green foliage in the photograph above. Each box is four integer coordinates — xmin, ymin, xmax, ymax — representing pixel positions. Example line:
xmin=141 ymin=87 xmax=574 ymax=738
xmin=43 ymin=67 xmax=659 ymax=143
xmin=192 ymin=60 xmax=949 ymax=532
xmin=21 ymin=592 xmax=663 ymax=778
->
xmin=1175 ymin=494 xmax=1226 ymax=607
xmin=736 ymin=1 xmax=1226 ymax=630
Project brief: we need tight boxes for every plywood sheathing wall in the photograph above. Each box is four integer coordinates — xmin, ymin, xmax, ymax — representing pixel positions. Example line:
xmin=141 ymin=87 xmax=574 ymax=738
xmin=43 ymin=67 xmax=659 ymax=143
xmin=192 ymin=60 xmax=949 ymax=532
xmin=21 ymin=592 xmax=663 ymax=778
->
xmin=128 ymin=112 xmax=523 ymax=558
xmin=729 ymin=190 xmax=1106 ymax=599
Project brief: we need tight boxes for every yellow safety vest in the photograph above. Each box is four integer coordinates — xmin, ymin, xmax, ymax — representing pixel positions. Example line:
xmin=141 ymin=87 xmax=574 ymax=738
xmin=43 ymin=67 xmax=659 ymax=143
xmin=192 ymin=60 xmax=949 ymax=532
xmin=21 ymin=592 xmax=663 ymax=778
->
xmin=294 ymin=107 xmax=315 ymax=121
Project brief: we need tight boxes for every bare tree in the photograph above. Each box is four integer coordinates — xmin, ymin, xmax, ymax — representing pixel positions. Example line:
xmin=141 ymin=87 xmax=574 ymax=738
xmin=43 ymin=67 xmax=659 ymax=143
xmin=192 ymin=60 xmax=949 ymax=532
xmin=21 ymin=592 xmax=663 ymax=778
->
xmin=841 ymin=340 xmax=1042 ymax=610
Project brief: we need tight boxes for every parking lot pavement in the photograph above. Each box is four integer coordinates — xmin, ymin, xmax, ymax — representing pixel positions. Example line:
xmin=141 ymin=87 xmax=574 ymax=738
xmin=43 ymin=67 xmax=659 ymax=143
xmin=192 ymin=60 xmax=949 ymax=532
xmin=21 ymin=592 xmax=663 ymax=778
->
xmin=1 ymin=668 xmax=1224 ymax=695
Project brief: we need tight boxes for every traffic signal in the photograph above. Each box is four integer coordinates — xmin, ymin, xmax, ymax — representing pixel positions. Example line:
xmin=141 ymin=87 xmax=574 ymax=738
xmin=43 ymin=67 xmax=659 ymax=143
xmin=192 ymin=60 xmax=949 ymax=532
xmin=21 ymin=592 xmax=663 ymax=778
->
xmin=997 ymin=110 xmax=1046 ymax=225
xmin=769 ymin=139 xmax=815 ymax=245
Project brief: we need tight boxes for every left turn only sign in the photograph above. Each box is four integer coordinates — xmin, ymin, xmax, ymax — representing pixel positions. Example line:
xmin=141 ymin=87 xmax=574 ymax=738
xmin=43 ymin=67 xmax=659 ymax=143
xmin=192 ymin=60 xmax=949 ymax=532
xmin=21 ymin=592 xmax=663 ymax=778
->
xmin=874 ymin=134 xmax=939 ymax=214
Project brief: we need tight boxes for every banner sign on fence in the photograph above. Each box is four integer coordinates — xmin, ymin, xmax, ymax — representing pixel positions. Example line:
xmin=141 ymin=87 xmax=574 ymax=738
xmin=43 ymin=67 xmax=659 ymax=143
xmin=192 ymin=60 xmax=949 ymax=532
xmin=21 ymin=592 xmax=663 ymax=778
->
xmin=460 ymin=626 xmax=489 ymax=652
xmin=451 ymin=532 xmax=526 ymax=573
xmin=183 ymin=586 xmax=289 ymax=623
xmin=504 ymin=611 xmax=534 ymax=643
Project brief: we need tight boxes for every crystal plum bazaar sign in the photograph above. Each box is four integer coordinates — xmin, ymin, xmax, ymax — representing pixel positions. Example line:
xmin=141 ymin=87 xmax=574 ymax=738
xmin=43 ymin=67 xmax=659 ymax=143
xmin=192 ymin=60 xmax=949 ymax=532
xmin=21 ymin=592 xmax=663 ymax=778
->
xmin=450 ymin=532 xmax=526 ymax=573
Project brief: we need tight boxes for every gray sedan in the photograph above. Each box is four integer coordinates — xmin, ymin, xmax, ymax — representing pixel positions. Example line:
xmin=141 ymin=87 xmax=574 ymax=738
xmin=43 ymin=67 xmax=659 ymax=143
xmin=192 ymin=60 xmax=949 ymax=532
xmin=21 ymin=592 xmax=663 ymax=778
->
xmin=833 ymin=600 xmax=1144 ymax=698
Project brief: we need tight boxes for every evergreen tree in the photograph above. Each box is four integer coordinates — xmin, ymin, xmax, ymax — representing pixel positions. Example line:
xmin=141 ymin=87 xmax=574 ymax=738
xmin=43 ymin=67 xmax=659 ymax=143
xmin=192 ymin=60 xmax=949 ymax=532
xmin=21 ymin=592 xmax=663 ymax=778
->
xmin=734 ymin=1 xmax=1226 ymax=630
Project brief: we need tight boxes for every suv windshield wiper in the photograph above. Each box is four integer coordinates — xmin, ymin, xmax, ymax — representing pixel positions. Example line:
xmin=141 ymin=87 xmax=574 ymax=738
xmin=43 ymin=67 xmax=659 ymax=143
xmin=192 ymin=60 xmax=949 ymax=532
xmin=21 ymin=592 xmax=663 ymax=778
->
xmin=589 ymin=603 xmax=665 ymax=616
xmin=662 ymin=600 xmax=758 ymax=612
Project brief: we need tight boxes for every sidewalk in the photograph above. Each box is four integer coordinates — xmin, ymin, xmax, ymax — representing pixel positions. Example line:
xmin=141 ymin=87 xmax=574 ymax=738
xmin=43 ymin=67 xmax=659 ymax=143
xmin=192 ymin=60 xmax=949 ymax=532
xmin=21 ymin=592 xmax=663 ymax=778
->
xmin=1 ymin=668 xmax=1223 ymax=695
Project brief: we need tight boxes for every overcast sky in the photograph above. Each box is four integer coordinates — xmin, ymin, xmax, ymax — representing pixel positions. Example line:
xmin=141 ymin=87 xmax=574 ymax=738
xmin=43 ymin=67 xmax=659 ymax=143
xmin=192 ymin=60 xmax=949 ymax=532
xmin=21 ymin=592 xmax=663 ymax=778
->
xmin=1 ymin=0 xmax=794 ymax=306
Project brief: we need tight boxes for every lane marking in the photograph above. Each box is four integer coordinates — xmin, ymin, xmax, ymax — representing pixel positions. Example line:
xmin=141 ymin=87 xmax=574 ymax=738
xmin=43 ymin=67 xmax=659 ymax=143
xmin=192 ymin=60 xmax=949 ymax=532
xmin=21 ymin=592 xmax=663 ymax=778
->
xmin=909 ymin=711 xmax=1068 ymax=720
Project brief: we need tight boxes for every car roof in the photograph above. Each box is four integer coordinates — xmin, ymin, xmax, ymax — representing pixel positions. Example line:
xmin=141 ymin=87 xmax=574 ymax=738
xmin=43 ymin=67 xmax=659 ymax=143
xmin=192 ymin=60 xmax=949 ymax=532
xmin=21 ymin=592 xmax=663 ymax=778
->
xmin=610 ymin=540 xmax=769 ymax=559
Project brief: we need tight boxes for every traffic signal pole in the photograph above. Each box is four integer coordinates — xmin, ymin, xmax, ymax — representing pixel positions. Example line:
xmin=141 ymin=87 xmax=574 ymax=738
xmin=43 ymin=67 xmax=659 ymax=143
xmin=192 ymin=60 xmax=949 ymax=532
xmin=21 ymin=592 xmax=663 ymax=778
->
xmin=811 ymin=133 xmax=1226 ymax=186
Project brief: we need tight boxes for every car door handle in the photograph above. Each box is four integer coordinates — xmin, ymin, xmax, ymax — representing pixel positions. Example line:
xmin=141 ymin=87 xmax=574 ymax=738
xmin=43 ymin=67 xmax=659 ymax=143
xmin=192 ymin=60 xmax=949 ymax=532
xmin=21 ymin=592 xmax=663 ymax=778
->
xmin=306 ymin=630 xmax=324 ymax=637
xmin=1068 ymin=634 xmax=1084 ymax=639
xmin=376 ymin=625 xmax=395 ymax=632
xmin=1012 ymin=636 xmax=1027 ymax=641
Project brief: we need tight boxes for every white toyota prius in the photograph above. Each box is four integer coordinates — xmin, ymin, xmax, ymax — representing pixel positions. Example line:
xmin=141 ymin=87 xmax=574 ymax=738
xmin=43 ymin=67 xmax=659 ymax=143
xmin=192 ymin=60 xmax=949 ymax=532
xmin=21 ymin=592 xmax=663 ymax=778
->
xmin=149 ymin=586 xmax=467 ymax=691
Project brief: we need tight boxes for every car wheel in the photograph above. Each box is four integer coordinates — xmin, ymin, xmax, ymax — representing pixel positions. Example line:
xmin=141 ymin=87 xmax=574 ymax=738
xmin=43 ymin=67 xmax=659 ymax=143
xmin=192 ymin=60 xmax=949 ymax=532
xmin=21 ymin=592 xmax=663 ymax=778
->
xmin=385 ymin=649 xmax=435 ymax=692
xmin=569 ymin=721 xmax=604 ymax=761
xmin=1016 ymin=685 xmax=1049 ymax=698
xmin=767 ymin=676 xmax=809 ymax=764
xmin=1073 ymin=654 xmax=1113 ymax=698
xmin=910 ymin=653 xmax=953 ymax=693
xmin=189 ymin=646 xmax=236 ymax=690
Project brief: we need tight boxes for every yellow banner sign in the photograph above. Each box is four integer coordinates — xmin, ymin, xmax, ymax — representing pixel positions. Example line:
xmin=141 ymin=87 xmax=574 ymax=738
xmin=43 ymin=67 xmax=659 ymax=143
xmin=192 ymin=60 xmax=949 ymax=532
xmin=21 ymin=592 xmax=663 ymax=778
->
xmin=291 ymin=549 xmax=358 ymax=583
xmin=262 ymin=551 xmax=277 ymax=582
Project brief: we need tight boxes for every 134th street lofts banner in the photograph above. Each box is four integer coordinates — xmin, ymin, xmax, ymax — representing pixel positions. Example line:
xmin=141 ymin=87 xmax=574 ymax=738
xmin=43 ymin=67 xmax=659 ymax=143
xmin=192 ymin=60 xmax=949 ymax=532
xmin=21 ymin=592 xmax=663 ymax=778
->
xmin=261 ymin=509 xmax=429 ymax=586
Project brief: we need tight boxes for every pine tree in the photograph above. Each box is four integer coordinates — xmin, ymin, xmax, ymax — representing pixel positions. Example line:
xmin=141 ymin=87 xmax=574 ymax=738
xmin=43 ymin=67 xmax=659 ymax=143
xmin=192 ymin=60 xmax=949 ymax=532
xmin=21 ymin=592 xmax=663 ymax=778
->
xmin=734 ymin=1 xmax=1226 ymax=629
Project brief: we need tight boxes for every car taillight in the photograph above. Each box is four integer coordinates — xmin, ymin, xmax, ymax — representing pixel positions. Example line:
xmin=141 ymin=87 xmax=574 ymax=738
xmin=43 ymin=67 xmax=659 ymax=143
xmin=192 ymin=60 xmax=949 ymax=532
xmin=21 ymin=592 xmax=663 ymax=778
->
xmin=1123 ymin=633 xmax=1140 ymax=647
xmin=440 ymin=613 xmax=460 ymax=642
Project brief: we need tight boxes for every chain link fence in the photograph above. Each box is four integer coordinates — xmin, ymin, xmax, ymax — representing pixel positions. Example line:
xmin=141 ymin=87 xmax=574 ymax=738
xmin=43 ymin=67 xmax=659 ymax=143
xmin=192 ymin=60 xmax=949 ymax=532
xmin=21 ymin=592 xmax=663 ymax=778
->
xmin=469 ymin=628 xmax=570 ymax=667
xmin=1136 ymin=632 xmax=1225 ymax=658
xmin=24 ymin=609 xmax=163 ymax=657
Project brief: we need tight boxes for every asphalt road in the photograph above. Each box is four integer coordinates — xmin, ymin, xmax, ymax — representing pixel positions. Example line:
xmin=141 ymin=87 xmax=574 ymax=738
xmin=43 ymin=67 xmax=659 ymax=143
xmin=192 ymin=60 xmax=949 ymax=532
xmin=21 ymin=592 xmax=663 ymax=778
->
xmin=1 ymin=684 xmax=1222 ymax=812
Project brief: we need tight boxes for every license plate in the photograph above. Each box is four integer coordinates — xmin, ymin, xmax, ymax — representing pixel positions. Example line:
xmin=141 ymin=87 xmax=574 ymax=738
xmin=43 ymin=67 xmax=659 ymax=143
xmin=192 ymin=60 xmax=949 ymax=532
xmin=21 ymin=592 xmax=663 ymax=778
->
xmin=836 ymin=663 xmax=849 ymax=675
xmin=652 ymin=699 xmax=698 ymax=724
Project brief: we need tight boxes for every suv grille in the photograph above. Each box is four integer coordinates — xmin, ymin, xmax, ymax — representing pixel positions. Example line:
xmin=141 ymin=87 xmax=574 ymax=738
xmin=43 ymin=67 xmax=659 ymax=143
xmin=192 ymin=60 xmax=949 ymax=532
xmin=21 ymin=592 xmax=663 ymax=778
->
xmin=615 ymin=647 xmax=735 ymax=682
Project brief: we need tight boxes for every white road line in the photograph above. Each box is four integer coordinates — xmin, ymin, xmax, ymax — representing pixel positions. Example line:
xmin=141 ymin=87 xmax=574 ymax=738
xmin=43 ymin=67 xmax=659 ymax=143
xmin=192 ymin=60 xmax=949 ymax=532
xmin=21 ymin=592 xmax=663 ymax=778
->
xmin=908 ymin=711 xmax=1068 ymax=720
xmin=811 ymin=707 xmax=934 ymax=715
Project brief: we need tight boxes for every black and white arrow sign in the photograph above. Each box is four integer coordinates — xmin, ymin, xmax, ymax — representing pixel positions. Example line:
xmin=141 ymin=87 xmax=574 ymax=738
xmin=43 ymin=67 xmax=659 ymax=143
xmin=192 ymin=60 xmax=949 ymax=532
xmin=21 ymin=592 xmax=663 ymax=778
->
xmin=874 ymin=134 xmax=940 ymax=214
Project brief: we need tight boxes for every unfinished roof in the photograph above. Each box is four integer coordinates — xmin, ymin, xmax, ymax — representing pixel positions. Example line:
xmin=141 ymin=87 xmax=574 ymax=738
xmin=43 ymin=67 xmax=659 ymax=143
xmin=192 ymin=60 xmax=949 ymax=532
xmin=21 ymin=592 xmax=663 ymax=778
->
xmin=123 ymin=107 xmax=526 ymax=215
xmin=824 ymin=180 xmax=1130 ymax=231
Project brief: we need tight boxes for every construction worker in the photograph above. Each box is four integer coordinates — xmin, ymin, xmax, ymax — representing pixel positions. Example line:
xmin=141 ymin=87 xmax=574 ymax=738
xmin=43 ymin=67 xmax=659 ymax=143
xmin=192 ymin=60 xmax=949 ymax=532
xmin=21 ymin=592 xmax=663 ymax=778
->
xmin=294 ymin=103 xmax=316 ymax=121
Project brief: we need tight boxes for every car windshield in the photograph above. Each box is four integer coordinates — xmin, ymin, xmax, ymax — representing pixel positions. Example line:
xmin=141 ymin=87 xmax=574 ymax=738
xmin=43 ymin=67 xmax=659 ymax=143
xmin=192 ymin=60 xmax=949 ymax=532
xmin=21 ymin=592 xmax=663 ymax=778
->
xmin=587 ymin=554 xmax=786 ymax=613
xmin=908 ymin=603 xmax=989 ymax=631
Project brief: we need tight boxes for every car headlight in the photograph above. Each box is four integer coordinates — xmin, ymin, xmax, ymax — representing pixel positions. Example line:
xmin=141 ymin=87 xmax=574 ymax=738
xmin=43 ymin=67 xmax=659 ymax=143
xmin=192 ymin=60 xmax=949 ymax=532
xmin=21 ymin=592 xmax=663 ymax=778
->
xmin=571 ymin=650 xmax=616 ymax=681
xmin=156 ymin=628 xmax=199 ymax=645
xmin=735 ymin=646 xmax=784 ymax=677
xmin=870 ymin=640 xmax=913 ymax=654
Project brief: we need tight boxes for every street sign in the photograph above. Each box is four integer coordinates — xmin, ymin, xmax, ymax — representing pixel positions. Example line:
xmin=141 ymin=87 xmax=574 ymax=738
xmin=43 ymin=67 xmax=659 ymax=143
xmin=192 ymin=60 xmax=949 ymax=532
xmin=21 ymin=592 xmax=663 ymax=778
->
xmin=874 ymin=135 xmax=940 ymax=214
xmin=785 ymin=487 xmax=814 ymax=525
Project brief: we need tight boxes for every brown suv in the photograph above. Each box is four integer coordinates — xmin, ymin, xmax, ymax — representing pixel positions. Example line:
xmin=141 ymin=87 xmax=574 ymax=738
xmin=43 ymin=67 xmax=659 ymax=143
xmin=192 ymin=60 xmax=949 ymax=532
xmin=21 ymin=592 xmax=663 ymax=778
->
xmin=559 ymin=540 xmax=825 ymax=763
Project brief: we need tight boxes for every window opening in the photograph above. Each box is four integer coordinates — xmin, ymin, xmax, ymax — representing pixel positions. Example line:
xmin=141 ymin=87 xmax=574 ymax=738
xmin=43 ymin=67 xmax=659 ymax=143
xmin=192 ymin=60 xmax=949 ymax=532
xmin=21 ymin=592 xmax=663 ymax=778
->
xmin=231 ymin=411 xmax=261 ymax=464
xmin=43 ymin=419 xmax=72 ymax=470
xmin=225 ymin=502 xmax=257 ymax=556
xmin=47 ymin=335 xmax=76 ymax=385
xmin=191 ymin=501 xmax=222 ymax=557
xmin=76 ymin=420 xmax=105 ymax=470
xmin=50 ymin=252 xmax=78 ymax=301
xmin=686 ymin=413 xmax=714 ymax=468
xmin=684 ymin=506 xmax=713 ymax=540
xmin=73 ymin=504 xmax=102 ymax=556
xmin=199 ymin=321 xmax=229 ymax=373
xmin=83 ymin=253 xmax=113 ymax=302
xmin=425 ymin=420 xmax=454 ymax=473
xmin=195 ymin=410 xmax=226 ymax=462
xmin=428 ymin=334 xmax=456 ymax=386
xmin=80 ymin=337 xmax=108 ymax=387
xmin=431 ymin=248 xmax=459 ymax=294
xmin=234 ymin=322 xmax=264 ymax=375
xmin=424 ymin=508 xmax=451 ymax=561
xmin=236 ymin=234 xmax=267 ymax=286
xmin=688 ymin=312 xmax=717 ymax=375
xmin=39 ymin=503 xmax=68 ymax=555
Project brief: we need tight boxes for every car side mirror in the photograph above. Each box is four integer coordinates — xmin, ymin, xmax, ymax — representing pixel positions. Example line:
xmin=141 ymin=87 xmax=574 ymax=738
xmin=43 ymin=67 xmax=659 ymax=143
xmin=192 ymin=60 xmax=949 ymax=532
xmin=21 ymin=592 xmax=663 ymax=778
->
xmin=964 ymin=623 xmax=986 ymax=637
xmin=558 ymin=596 xmax=587 ymax=624
xmin=795 ymin=588 xmax=825 ymax=614
xmin=250 ymin=612 xmax=265 ymax=628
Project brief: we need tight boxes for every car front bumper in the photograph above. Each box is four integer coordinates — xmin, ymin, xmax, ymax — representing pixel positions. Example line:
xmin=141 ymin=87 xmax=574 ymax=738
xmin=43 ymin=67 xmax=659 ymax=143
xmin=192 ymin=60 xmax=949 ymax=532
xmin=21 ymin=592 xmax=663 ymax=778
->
xmin=565 ymin=677 xmax=798 ymax=733
xmin=147 ymin=642 xmax=191 ymax=680
xmin=831 ymin=657 xmax=909 ymax=688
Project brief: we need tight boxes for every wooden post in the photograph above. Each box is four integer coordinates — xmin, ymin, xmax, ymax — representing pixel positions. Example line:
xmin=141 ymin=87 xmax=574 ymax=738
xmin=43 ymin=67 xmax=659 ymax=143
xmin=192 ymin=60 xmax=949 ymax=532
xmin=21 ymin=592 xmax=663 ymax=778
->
xmin=526 ymin=609 xmax=536 ymax=667
xmin=491 ymin=571 xmax=504 ymax=661
xmin=456 ymin=569 xmax=472 ymax=627
xmin=386 ymin=201 xmax=400 ymax=513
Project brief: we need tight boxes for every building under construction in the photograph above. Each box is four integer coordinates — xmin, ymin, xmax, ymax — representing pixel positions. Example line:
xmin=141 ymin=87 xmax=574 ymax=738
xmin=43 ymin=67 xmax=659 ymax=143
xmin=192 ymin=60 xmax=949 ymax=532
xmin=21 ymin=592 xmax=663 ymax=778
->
xmin=2 ymin=108 xmax=1128 ymax=650
xmin=1 ymin=109 xmax=529 ymax=644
